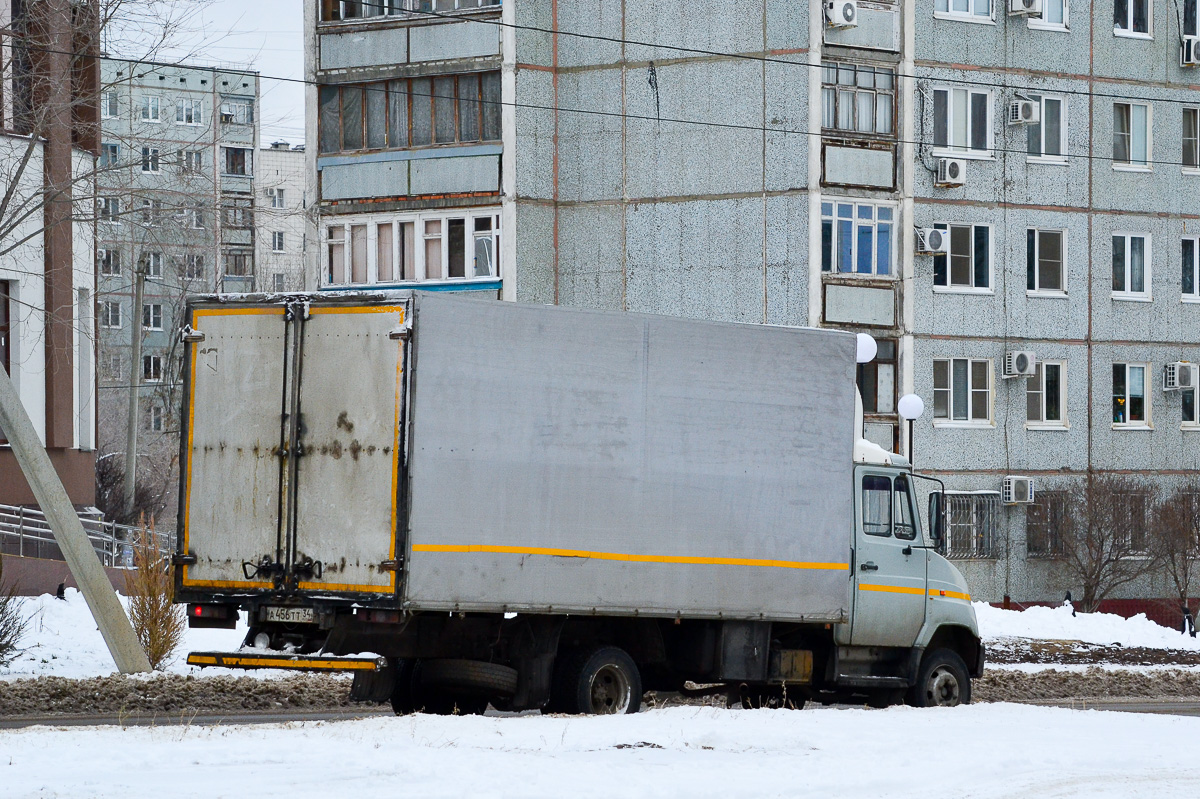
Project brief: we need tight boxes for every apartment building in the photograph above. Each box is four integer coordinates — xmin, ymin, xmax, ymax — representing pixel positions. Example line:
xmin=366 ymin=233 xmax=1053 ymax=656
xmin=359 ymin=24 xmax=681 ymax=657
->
xmin=95 ymin=58 xmax=260 ymax=519
xmin=306 ymin=1 xmax=1200 ymax=617
xmin=256 ymin=141 xmax=311 ymax=292
xmin=0 ymin=0 xmax=99 ymax=507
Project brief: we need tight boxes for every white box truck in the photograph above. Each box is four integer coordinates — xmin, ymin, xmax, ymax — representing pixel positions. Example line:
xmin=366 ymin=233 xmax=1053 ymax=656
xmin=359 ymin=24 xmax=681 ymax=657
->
xmin=176 ymin=292 xmax=982 ymax=713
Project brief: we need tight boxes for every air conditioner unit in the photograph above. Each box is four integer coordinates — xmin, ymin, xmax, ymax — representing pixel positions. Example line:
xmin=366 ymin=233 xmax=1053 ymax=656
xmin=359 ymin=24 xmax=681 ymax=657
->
xmin=915 ymin=228 xmax=950 ymax=255
xmin=1164 ymin=362 xmax=1196 ymax=391
xmin=825 ymin=0 xmax=859 ymax=28
xmin=1182 ymin=37 xmax=1200 ymax=67
xmin=1009 ymin=0 xmax=1043 ymax=16
xmin=935 ymin=157 xmax=967 ymax=188
xmin=1008 ymin=99 xmax=1041 ymax=126
xmin=1004 ymin=351 xmax=1037 ymax=378
xmin=1003 ymin=476 xmax=1036 ymax=505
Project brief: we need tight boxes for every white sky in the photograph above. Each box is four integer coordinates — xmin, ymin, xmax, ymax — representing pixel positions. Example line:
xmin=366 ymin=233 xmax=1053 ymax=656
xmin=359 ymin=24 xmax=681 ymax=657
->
xmin=122 ymin=0 xmax=307 ymax=145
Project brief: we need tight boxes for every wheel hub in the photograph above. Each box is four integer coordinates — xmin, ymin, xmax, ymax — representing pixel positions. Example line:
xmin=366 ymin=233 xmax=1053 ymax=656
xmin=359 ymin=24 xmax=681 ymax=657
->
xmin=589 ymin=664 xmax=632 ymax=714
xmin=927 ymin=665 xmax=961 ymax=706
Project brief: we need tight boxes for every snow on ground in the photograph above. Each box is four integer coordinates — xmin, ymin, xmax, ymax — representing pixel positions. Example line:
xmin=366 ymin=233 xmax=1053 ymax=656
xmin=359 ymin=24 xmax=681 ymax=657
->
xmin=6 ymin=703 xmax=1200 ymax=799
xmin=975 ymin=601 xmax=1200 ymax=650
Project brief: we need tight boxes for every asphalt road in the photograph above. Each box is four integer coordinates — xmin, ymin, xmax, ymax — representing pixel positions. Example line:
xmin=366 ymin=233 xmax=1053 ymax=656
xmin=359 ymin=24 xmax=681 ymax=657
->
xmin=3 ymin=700 xmax=1200 ymax=730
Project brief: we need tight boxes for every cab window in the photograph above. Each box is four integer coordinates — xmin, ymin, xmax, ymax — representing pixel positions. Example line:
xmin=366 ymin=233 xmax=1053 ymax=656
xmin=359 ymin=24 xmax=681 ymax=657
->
xmin=893 ymin=475 xmax=917 ymax=541
xmin=862 ymin=475 xmax=892 ymax=537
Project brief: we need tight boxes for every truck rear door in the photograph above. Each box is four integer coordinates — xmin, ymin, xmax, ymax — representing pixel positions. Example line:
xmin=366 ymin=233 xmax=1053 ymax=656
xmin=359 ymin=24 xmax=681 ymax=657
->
xmin=851 ymin=469 xmax=927 ymax=647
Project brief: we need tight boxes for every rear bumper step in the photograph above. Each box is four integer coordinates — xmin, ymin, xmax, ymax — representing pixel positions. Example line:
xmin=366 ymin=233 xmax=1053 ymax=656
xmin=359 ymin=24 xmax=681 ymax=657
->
xmin=187 ymin=651 xmax=385 ymax=672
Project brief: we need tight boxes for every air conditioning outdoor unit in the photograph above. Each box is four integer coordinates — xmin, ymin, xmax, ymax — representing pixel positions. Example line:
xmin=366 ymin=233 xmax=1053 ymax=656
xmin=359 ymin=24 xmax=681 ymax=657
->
xmin=1003 ymin=476 xmax=1036 ymax=505
xmin=1163 ymin=361 xmax=1196 ymax=391
xmin=915 ymin=228 xmax=950 ymax=255
xmin=1008 ymin=99 xmax=1041 ymax=126
xmin=825 ymin=0 xmax=859 ymax=28
xmin=1004 ymin=351 xmax=1037 ymax=378
xmin=1182 ymin=37 xmax=1200 ymax=67
xmin=1009 ymin=0 xmax=1043 ymax=16
xmin=935 ymin=157 xmax=967 ymax=187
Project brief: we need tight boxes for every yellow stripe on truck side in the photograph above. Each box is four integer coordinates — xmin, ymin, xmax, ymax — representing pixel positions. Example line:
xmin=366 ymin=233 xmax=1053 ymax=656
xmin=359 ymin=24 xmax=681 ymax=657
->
xmin=187 ymin=652 xmax=383 ymax=671
xmin=412 ymin=544 xmax=849 ymax=572
xmin=857 ymin=583 xmax=972 ymax=602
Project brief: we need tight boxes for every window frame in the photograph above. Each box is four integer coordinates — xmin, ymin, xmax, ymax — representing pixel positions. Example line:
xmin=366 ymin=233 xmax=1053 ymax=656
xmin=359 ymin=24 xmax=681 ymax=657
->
xmin=932 ymin=86 xmax=994 ymax=159
xmin=1026 ymin=228 xmax=1068 ymax=296
xmin=1112 ymin=102 xmax=1152 ymax=171
xmin=858 ymin=339 xmax=898 ymax=415
xmin=140 ymin=146 xmax=160 ymax=173
xmin=1184 ymin=107 xmax=1200 ymax=175
xmin=99 ymin=142 xmax=120 ymax=168
xmin=1183 ymin=365 xmax=1199 ymax=429
xmin=142 ymin=354 xmax=163 ymax=383
xmin=222 ymin=147 xmax=253 ymax=177
xmin=99 ymin=197 xmax=121 ymax=225
xmin=933 ymin=0 xmax=994 ymax=24
xmin=819 ymin=200 xmax=896 ymax=277
xmin=1112 ymin=361 xmax=1152 ymax=428
xmin=820 ymin=61 xmax=897 ymax=139
xmin=1111 ymin=232 xmax=1152 ymax=300
xmin=143 ymin=252 xmax=163 ymax=279
xmin=1026 ymin=360 xmax=1068 ymax=429
xmin=142 ymin=303 xmax=163 ymax=331
xmin=100 ymin=301 xmax=122 ymax=329
xmin=931 ymin=222 xmax=992 ymax=292
xmin=183 ymin=254 xmax=205 ymax=280
xmin=139 ymin=95 xmax=160 ymax=122
xmin=320 ymin=0 xmax=502 ymax=24
xmin=1025 ymin=490 xmax=1068 ymax=557
xmin=1187 ymin=0 xmax=1200 ymax=36
xmin=98 ymin=248 xmax=121 ymax=276
xmin=149 ymin=405 xmax=164 ymax=432
xmin=1028 ymin=0 xmax=1068 ymax=30
xmin=219 ymin=97 xmax=255 ymax=125
xmin=1026 ymin=94 xmax=1068 ymax=164
xmin=101 ymin=91 xmax=119 ymax=119
xmin=1114 ymin=0 xmax=1152 ymax=39
xmin=933 ymin=357 xmax=994 ymax=426
xmin=1184 ymin=236 xmax=1200 ymax=301
xmin=272 ymin=231 xmax=285 ymax=252
xmin=176 ymin=98 xmax=203 ymax=126
xmin=942 ymin=492 xmax=1001 ymax=559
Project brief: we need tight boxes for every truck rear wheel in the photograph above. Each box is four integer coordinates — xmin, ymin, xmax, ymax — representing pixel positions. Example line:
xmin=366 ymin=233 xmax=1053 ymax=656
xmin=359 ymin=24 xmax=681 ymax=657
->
xmin=554 ymin=646 xmax=642 ymax=715
xmin=906 ymin=648 xmax=971 ymax=708
xmin=418 ymin=659 xmax=519 ymax=698
xmin=389 ymin=659 xmax=416 ymax=715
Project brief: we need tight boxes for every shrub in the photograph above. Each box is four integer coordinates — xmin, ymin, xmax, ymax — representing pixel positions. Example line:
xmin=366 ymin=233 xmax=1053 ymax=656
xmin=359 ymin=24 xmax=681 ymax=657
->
xmin=124 ymin=519 xmax=185 ymax=670
xmin=0 ymin=554 xmax=29 ymax=667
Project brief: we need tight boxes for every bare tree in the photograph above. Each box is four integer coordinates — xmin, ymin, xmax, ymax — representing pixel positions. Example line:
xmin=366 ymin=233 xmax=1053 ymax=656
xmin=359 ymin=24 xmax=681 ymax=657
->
xmin=1151 ymin=482 xmax=1200 ymax=630
xmin=1057 ymin=474 xmax=1161 ymax=613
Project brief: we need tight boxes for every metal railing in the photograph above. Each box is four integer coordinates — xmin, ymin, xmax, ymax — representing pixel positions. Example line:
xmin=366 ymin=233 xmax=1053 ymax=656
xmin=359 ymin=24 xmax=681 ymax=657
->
xmin=943 ymin=492 xmax=1001 ymax=559
xmin=0 ymin=503 xmax=172 ymax=568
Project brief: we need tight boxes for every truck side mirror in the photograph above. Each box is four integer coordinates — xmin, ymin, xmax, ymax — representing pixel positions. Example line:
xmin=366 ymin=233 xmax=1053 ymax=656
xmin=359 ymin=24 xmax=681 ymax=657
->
xmin=928 ymin=492 xmax=944 ymax=549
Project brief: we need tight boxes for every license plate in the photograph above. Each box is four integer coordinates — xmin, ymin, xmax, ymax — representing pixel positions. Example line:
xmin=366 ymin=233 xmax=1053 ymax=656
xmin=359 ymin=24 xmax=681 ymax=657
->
xmin=265 ymin=606 xmax=315 ymax=624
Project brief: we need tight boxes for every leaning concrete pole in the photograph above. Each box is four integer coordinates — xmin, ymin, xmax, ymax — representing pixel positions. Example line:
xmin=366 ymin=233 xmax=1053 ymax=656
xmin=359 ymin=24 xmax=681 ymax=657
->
xmin=0 ymin=366 xmax=151 ymax=673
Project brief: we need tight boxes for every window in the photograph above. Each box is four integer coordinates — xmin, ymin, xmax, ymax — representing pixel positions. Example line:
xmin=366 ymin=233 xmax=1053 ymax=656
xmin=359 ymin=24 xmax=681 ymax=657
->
xmin=944 ymin=493 xmax=1001 ymax=559
xmin=149 ymin=405 xmax=164 ymax=432
xmin=142 ymin=354 xmax=162 ymax=382
xmin=820 ymin=62 xmax=895 ymax=137
xmin=100 ymin=143 xmax=119 ymax=168
xmin=223 ymin=199 xmax=253 ymax=228
xmin=861 ymin=475 xmax=893 ymax=537
xmin=1026 ymin=229 xmax=1065 ymax=294
xmin=219 ymin=98 xmax=254 ymax=124
xmin=101 ymin=91 xmax=118 ymax=118
xmin=98 ymin=249 xmax=121 ymax=276
xmin=1113 ymin=362 xmax=1149 ymax=426
xmin=932 ymin=223 xmax=990 ymax=290
xmin=934 ymin=0 xmax=992 ymax=20
xmin=181 ymin=150 xmax=205 ymax=174
xmin=1184 ymin=237 xmax=1200 ymax=299
xmin=1184 ymin=108 xmax=1199 ymax=171
xmin=933 ymin=87 xmax=992 ymax=155
xmin=1026 ymin=491 xmax=1067 ymax=557
xmin=858 ymin=339 xmax=896 ymax=415
xmin=1114 ymin=0 xmax=1150 ymax=36
xmin=1188 ymin=0 xmax=1200 ymax=36
xmin=933 ymin=358 xmax=992 ymax=423
xmin=1115 ymin=491 xmax=1150 ymax=552
xmin=320 ymin=0 xmax=500 ymax=22
xmin=176 ymin=98 xmax=202 ymax=125
xmin=318 ymin=72 xmax=501 ymax=154
xmin=325 ymin=209 xmax=501 ymax=285
xmin=272 ymin=232 xmax=285 ymax=252
xmin=139 ymin=199 xmax=162 ymax=226
xmin=140 ymin=96 xmax=160 ymax=122
xmin=225 ymin=251 xmax=253 ymax=277
xmin=190 ymin=204 xmax=206 ymax=229
xmin=222 ymin=147 xmax=252 ymax=176
xmin=1184 ymin=367 xmax=1198 ymax=427
xmin=1026 ymin=95 xmax=1066 ymax=161
xmin=141 ymin=252 xmax=163 ymax=279
xmin=272 ymin=273 xmax=287 ymax=292
xmin=1029 ymin=0 xmax=1067 ymax=28
xmin=267 ymin=188 xmax=285 ymax=209
xmin=820 ymin=201 xmax=895 ymax=276
xmin=142 ymin=303 xmax=163 ymax=330
xmin=182 ymin=254 xmax=205 ymax=280
xmin=1113 ymin=103 xmax=1150 ymax=168
xmin=99 ymin=197 xmax=121 ymax=223
xmin=1027 ymin=361 xmax=1066 ymax=426
xmin=141 ymin=147 xmax=160 ymax=173
xmin=103 ymin=352 xmax=122 ymax=378
xmin=1112 ymin=233 xmax=1150 ymax=298
xmin=100 ymin=301 xmax=122 ymax=328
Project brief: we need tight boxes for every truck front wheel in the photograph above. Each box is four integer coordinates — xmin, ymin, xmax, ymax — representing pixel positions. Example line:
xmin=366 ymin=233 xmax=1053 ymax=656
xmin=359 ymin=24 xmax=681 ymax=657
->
xmin=906 ymin=648 xmax=971 ymax=708
xmin=554 ymin=646 xmax=642 ymax=715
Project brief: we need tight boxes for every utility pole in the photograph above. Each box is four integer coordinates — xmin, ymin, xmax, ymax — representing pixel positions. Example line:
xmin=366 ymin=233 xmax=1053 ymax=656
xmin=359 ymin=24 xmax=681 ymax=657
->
xmin=0 ymin=365 xmax=151 ymax=674
xmin=123 ymin=263 xmax=145 ymax=517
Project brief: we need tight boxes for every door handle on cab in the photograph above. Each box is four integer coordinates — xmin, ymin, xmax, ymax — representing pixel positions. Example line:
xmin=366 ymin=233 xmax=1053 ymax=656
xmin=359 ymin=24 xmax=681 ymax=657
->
xmin=859 ymin=561 xmax=878 ymax=572
xmin=902 ymin=546 xmax=913 ymax=556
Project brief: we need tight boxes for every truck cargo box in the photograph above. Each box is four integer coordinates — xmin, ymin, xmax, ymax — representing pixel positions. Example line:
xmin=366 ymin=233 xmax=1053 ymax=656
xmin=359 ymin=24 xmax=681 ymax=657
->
xmin=177 ymin=292 xmax=857 ymax=623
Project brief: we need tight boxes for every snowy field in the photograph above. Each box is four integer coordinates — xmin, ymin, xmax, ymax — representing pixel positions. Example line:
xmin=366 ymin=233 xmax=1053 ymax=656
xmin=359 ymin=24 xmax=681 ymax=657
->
xmin=6 ymin=703 xmax=1200 ymax=799
xmin=6 ymin=593 xmax=1200 ymax=798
